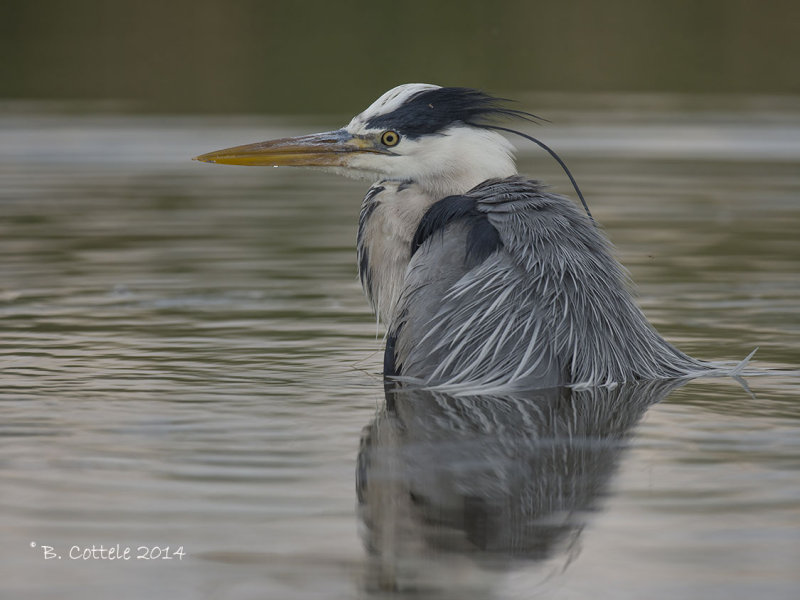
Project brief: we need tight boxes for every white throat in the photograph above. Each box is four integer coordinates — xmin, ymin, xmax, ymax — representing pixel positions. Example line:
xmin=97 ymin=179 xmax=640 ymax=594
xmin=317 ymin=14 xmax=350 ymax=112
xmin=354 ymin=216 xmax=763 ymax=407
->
xmin=407 ymin=126 xmax=518 ymax=198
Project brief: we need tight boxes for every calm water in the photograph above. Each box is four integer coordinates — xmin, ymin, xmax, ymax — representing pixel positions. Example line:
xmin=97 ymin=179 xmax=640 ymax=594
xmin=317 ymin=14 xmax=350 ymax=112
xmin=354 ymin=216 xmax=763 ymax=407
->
xmin=1 ymin=97 xmax=799 ymax=599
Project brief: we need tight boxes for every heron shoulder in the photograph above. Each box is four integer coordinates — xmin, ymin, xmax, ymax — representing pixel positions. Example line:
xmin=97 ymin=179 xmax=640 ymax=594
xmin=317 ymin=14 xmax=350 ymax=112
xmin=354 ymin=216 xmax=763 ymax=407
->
xmin=412 ymin=194 xmax=503 ymax=270
xmin=411 ymin=176 xmax=600 ymax=275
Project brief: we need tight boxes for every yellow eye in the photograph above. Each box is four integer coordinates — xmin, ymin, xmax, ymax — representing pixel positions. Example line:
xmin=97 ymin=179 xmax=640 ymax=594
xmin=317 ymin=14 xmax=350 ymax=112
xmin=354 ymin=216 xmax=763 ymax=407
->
xmin=380 ymin=130 xmax=400 ymax=147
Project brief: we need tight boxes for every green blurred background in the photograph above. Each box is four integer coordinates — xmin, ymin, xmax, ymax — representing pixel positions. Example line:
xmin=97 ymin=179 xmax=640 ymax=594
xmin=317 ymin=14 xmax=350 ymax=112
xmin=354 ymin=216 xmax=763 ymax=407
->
xmin=2 ymin=0 xmax=798 ymax=114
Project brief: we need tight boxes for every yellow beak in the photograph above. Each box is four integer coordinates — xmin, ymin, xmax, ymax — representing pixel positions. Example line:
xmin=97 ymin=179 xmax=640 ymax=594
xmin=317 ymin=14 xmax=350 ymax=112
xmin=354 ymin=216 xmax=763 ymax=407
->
xmin=193 ymin=129 xmax=381 ymax=167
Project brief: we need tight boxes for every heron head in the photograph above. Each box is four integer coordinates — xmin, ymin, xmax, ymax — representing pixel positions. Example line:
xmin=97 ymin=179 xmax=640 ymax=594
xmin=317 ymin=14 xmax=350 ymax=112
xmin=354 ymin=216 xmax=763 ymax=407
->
xmin=195 ymin=84 xmax=521 ymax=197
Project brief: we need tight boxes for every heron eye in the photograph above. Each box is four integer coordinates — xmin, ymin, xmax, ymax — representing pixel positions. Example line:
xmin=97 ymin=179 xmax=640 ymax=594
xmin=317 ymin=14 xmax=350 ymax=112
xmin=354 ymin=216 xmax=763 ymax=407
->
xmin=380 ymin=130 xmax=400 ymax=147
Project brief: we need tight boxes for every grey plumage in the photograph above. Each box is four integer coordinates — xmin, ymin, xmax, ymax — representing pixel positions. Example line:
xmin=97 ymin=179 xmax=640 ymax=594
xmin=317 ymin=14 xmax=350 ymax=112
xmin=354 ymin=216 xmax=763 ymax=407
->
xmin=362 ymin=176 xmax=710 ymax=393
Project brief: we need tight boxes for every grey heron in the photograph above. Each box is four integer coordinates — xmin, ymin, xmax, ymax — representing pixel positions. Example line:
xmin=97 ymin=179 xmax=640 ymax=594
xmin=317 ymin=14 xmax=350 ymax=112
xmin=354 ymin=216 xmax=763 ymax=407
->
xmin=196 ymin=83 xmax=714 ymax=392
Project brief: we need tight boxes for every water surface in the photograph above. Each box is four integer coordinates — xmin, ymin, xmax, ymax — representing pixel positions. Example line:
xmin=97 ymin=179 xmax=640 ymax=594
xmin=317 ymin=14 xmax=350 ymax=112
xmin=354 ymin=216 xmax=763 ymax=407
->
xmin=1 ymin=97 xmax=799 ymax=599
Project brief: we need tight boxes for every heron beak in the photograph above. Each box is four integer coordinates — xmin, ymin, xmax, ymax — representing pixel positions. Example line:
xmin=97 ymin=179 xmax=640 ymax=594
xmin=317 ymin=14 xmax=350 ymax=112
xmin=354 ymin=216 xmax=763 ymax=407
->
xmin=193 ymin=129 xmax=380 ymax=167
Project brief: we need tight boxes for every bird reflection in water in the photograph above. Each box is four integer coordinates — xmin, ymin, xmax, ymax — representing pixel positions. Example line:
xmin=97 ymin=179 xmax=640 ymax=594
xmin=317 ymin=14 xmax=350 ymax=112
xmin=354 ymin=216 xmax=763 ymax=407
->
xmin=356 ymin=379 xmax=685 ymax=594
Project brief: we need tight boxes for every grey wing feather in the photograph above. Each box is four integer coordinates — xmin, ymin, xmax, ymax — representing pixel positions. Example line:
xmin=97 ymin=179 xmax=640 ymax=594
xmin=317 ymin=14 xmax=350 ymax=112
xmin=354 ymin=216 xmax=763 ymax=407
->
xmin=393 ymin=223 xmax=562 ymax=393
xmin=390 ymin=176 xmax=708 ymax=393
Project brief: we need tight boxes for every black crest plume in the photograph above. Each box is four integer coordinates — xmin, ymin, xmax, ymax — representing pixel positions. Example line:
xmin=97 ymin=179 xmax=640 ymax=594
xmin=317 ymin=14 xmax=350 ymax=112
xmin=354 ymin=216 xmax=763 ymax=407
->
xmin=364 ymin=87 xmax=542 ymax=139
xmin=366 ymin=87 xmax=593 ymax=223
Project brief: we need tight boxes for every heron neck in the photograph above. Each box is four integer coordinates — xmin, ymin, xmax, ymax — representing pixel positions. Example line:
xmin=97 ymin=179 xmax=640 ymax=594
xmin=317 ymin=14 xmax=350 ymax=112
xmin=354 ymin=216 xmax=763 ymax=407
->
xmin=417 ymin=166 xmax=518 ymax=199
